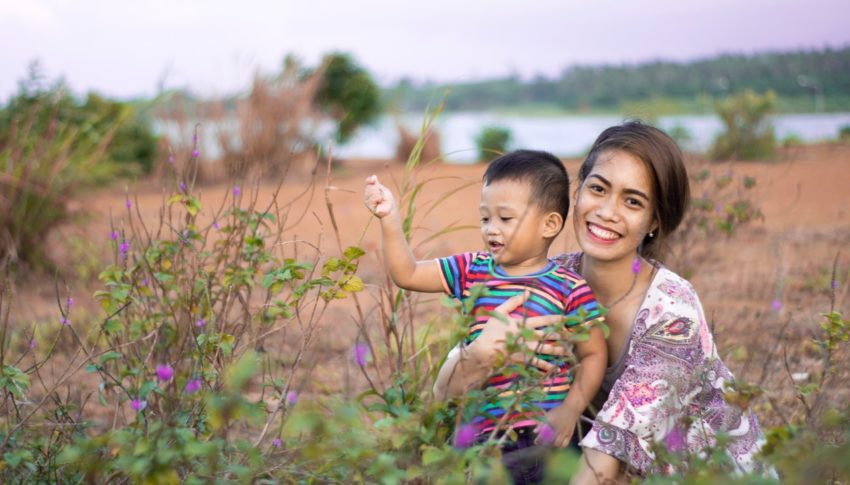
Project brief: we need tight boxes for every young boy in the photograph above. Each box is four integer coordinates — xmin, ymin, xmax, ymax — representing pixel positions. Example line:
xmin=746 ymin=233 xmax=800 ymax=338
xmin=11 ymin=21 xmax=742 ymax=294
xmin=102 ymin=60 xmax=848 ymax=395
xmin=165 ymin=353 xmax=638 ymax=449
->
xmin=363 ymin=150 xmax=606 ymax=454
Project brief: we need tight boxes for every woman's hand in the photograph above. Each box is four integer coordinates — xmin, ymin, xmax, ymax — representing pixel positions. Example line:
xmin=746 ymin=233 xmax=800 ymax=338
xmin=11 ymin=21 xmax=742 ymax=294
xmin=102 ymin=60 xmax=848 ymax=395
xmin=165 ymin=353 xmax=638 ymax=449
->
xmin=433 ymin=292 xmax=570 ymax=399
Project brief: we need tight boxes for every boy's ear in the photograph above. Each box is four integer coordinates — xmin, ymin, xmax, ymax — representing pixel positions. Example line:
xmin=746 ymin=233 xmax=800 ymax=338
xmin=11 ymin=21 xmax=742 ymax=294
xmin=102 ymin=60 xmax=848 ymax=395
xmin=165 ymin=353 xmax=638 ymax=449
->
xmin=542 ymin=212 xmax=564 ymax=238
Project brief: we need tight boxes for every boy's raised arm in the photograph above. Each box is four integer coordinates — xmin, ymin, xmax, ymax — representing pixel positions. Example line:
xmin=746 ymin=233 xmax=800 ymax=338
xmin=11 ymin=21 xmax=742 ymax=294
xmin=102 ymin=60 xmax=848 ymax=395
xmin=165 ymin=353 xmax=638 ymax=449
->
xmin=364 ymin=175 xmax=444 ymax=293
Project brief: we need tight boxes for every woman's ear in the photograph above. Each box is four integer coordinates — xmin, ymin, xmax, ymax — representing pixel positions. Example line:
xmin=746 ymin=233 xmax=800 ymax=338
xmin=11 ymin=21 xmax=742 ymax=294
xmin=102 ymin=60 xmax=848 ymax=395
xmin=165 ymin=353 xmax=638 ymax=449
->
xmin=542 ymin=212 xmax=564 ymax=238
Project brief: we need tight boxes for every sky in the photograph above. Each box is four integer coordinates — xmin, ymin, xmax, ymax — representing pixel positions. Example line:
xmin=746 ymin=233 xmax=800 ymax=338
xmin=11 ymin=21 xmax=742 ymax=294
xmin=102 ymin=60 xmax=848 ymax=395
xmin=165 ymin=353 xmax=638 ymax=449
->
xmin=1 ymin=0 xmax=849 ymax=101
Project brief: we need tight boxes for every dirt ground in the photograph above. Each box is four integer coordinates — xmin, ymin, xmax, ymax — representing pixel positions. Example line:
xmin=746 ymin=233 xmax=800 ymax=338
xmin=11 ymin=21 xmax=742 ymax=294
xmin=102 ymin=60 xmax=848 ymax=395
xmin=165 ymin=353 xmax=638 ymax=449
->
xmin=9 ymin=143 xmax=850 ymax=428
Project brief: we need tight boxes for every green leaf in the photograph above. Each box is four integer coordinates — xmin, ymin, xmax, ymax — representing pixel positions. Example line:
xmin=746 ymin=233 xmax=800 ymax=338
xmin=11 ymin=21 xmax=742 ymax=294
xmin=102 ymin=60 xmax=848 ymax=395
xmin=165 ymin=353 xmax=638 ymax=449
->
xmin=225 ymin=350 xmax=259 ymax=392
xmin=103 ymin=318 xmax=122 ymax=334
xmin=341 ymin=275 xmax=365 ymax=293
xmin=99 ymin=351 xmax=122 ymax=365
xmin=344 ymin=246 xmax=366 ymax=260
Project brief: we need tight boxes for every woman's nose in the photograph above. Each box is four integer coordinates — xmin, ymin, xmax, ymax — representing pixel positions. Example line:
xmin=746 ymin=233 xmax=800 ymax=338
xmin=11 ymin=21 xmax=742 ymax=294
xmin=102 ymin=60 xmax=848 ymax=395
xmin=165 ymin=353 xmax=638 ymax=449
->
xmin=596 ymin=197 xmax=618 ymax=221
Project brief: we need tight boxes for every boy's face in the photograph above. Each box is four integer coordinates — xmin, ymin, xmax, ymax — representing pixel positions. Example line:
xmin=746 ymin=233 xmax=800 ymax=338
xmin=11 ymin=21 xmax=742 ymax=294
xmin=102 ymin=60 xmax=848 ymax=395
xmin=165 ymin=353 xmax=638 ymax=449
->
xmin=479 ymin=179 xmax=551 ymax=269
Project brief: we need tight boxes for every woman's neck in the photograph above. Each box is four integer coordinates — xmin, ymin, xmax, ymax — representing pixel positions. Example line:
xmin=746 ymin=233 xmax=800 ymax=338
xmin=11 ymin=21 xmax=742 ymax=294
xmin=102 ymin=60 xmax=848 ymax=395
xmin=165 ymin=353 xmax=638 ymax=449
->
xmin=580 ymin=253 xmax=640 ymax=306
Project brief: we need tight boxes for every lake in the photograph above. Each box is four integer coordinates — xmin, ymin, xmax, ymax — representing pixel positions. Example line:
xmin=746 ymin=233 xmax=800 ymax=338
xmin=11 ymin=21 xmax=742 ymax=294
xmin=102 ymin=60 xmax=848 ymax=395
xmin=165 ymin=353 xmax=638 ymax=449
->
xmin=157 ymin=112 xmax=850 ymax=163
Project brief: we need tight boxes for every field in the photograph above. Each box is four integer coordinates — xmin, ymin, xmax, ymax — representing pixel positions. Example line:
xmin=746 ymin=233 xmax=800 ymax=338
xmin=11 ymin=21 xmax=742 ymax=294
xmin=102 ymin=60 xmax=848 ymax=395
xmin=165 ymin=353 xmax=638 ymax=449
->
xmin=4 ymin=142 xmax=850 ymax=480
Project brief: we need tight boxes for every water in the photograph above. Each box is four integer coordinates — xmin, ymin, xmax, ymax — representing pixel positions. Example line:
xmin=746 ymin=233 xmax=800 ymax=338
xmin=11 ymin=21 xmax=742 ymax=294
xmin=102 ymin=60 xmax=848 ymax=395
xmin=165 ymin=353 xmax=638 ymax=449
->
xmin=156 ymin=112 xmax=850 ymax=163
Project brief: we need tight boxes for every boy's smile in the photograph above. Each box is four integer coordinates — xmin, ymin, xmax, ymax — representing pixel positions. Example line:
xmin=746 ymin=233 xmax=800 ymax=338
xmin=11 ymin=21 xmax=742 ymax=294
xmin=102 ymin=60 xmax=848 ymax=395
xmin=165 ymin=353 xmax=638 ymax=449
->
xmin=479 ymin=179 xmax=553 ymax=275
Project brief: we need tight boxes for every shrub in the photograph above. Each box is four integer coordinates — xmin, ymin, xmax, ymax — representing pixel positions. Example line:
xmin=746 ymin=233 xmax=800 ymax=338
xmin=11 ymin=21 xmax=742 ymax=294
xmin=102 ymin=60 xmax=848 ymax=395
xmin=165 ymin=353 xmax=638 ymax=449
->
xmin=216 ymin=57 xmax=325 ymax=179
xmin=0 ymin=86 xmax=118 ymax=270
xmin=475 ymin=125 xmax=512 ymax=161
xmin=709 ymin=90 xmax=777 ymax=160
xmin=839 ymin=124 xmax=850 ymax=142
xmin=668 ymin=165 xmax=763 ymax=278
xmin=0 ymin=66 xmax=158 ymax=176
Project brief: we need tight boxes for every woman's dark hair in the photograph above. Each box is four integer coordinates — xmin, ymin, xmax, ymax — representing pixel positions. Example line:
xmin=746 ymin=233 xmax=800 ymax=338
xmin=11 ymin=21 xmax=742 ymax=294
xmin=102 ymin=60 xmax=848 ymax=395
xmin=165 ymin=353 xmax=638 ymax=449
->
xmin=577 ymin=121 xmax=690 ymax=260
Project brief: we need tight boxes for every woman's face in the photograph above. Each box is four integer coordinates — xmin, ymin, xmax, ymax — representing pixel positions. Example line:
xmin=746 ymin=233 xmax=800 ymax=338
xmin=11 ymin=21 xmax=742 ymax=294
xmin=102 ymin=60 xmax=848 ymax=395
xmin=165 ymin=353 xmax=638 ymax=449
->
xmin=573 ymin=149 xmax=657 ymax=265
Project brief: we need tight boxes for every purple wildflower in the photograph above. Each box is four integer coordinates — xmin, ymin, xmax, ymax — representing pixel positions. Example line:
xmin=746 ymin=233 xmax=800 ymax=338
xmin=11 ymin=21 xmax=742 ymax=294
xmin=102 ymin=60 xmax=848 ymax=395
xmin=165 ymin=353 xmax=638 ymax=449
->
xmin=167 ymin=154 xmax=175 ymax=164
xmin=60 ymin=316 xmax=70 ymax=326
xmin=125 ymin=199 xmax=132 ymax=209
xmin=29 ymin=338 xmax=36 ymax=350
xmin=285 ymin=390 xmax=298 ymax=406
xmin=832 ymin=280 xmax=840 ymax=290
xmin=191 ymin=149 xmax=200 ymax=158
xmin=632 ymin=257 xmax=641 ymax=274
xmin=192 ymin=133 xmax=198 ymax=145
xmin=536 ymin=424 xmax=556 ymax=444
xmin=67 ymin=296 xmax=74 ymax=310
xmin=141 ymin=277 xmax=149 ymax=286
xmin=185 ymin=378 xmax=202 ymax=394
xmin=771 ymin=299 xmax=782 ymax=312
xmin=272 ymin=437 xmax=282 ymax=448
xmin=233 ymin=185 xmax=241 ymax=197
xmin=156 ymin=364 xmax=174 ymax=382
xmin=179 ymin=181 xmax=187 ymax=193
xmin=664 ymin=427 xmax=687 ymax=453
xmin=110 ymin=230 xmax=119 ymax=241
xmin=195 ymin=318 xmax=206 ymax=328
xmin=119 ymin=241 xmax=130 ymax=258
xmin=453 ymin=423 xmax=477 ymax=449
xmin=353 ymin=342 xmax=370 ymax=367
xmin=131 ymin=399 xmax=147 ymax=412
xmin=213 ymin=221 xmax=221 ymax=230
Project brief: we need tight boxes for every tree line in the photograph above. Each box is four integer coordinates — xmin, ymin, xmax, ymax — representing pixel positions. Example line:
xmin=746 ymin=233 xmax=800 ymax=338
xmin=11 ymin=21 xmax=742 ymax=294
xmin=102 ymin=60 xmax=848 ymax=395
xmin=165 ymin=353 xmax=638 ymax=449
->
xmin=385 ymin=46 xmax=850 ymax=112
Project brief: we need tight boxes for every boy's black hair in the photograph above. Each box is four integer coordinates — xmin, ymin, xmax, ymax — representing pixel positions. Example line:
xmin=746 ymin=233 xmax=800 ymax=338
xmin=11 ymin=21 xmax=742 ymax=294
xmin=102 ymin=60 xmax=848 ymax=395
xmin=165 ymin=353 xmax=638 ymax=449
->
xmin=483 ymin=149 xmax=570 ymax=219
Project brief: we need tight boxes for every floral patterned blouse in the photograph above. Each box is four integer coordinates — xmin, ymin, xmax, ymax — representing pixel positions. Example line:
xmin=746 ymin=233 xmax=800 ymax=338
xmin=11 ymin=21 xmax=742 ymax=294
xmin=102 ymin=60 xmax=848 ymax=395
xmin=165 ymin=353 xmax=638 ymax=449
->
xmin=557 ymin=253 xmax=771 ymax=476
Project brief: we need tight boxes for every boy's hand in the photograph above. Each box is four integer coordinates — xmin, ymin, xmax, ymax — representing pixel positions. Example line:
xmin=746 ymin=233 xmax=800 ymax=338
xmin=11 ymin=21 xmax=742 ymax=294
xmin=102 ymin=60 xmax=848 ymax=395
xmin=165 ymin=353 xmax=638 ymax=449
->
xmin=535 ymin=403 xmax=577 ymax=448
xmin=364 ymin=175 xmax=396 ymax=218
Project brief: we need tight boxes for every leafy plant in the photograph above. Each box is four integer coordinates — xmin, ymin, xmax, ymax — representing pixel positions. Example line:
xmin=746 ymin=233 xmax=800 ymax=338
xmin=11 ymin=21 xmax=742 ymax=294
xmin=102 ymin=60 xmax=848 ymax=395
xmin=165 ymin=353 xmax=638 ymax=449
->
xmin=709 ymin=90 xmax=777 ymax=160
xmin=475 ymin=125 xmax=512 ymax=161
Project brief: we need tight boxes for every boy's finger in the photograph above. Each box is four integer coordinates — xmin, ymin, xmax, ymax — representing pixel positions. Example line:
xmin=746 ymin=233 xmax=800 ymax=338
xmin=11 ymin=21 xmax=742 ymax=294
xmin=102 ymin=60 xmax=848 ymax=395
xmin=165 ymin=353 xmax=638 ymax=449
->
xmin=525 ymin=314 xmax=566 ymax=329
xmin=528 ymin=356 xmax=557 ymax=372
xmin=526 ymin=341 xmax=566 ymax=356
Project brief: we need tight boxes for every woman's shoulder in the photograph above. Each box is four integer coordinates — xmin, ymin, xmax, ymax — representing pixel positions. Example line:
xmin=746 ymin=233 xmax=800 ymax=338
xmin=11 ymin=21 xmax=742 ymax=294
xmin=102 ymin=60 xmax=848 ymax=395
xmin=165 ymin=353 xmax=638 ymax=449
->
xmin=649 ymin=264 xmax=702 ymax=311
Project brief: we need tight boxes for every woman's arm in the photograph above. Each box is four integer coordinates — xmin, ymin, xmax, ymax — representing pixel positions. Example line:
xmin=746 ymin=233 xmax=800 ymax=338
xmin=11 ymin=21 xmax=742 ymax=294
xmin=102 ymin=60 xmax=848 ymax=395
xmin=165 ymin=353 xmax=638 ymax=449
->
xmin=571 ymin=448 xmax=622 ymax=485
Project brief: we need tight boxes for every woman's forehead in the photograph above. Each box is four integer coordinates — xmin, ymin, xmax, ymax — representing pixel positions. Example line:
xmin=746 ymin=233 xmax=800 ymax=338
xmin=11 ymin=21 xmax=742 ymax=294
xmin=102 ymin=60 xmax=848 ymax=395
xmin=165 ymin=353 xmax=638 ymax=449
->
xmin=590 ymin=150 xmax=654 ymax=193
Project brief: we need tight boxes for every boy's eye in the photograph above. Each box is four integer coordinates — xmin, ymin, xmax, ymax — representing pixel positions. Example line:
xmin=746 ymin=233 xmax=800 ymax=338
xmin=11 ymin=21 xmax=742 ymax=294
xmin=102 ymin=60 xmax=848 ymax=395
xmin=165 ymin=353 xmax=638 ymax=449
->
xmin=480 ymin=217 xmax=490 ymax=223
xmin=500 ymin=217 xmax=513 ymax=222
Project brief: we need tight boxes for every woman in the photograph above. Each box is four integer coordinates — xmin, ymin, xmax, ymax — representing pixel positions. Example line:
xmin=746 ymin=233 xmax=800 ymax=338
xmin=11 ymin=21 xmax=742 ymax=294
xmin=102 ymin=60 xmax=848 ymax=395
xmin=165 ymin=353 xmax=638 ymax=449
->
xmin=434 ymin=122 xmax=770 ymax=482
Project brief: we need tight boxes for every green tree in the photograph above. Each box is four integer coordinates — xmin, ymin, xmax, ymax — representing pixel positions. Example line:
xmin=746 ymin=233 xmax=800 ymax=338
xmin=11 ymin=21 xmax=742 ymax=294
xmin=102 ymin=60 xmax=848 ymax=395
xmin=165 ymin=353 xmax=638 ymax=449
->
xmin=314 ymin=52 xmax=382 ymax=144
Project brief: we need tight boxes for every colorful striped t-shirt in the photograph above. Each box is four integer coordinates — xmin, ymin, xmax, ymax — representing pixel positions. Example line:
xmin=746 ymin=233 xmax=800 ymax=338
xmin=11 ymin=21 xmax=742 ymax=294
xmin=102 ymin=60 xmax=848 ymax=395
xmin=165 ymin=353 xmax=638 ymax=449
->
xmin=438 ymin=251 xmax=603 ymax=436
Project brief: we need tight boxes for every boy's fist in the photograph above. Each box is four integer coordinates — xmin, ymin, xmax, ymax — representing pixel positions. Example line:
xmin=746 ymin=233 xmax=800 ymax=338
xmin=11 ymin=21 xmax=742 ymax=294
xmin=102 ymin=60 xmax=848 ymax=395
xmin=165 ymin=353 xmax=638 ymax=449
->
xmin=364 ymin=175 xmax=396 ymax=218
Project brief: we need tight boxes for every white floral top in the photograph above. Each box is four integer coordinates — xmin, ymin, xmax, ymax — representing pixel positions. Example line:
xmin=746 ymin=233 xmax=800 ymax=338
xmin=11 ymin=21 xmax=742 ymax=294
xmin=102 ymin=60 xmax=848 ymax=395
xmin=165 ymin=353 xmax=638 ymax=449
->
xmin=558 ymin=253 xmax=770 ymax=476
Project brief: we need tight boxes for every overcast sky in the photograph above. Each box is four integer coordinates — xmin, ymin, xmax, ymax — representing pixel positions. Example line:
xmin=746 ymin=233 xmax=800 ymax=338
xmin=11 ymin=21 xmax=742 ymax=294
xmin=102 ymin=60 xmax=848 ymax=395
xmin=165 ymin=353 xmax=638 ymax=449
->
xmin=1 ymin=0 xmax=848 ymax=100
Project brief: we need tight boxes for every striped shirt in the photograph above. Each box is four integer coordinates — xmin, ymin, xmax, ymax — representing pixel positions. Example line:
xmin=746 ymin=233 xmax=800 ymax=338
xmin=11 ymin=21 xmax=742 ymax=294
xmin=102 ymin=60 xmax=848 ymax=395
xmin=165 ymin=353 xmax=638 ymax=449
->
xmin=438 ymin=251 xmax=603 ymax=436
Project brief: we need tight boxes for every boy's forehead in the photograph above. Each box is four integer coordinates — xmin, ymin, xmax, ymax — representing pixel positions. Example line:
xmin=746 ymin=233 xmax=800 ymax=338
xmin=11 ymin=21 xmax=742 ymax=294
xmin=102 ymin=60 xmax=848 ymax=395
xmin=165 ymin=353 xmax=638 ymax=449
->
xmin=480 ymin=179 xmax=533 ymax=206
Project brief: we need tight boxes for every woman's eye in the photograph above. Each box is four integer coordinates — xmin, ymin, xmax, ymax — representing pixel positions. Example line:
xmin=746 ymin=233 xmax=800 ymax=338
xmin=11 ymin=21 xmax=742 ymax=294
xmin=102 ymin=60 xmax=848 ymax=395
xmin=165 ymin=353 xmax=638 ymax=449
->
xmin=500 ymin=217 xmax=513 ymax=222
xmin=588 ymin=184 xmax=604 ymax=194
xmin=625 ymin=197 xmax=643 ymax=208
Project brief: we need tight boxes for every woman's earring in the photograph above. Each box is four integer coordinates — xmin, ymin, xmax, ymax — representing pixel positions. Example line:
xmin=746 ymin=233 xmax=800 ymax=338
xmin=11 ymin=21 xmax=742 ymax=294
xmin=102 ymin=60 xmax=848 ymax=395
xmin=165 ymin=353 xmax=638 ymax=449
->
xmin=648 ymin=231 xmax=655 ymax=238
